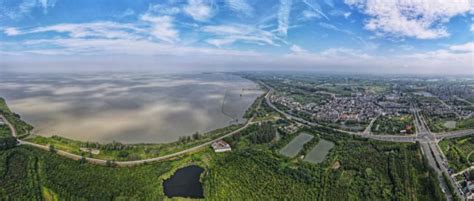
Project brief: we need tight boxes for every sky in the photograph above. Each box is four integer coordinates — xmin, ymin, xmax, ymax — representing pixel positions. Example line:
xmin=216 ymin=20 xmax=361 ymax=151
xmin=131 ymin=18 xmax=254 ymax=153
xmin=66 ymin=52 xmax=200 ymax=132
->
xmin=0 ymin=0 xmax=473 ymax=74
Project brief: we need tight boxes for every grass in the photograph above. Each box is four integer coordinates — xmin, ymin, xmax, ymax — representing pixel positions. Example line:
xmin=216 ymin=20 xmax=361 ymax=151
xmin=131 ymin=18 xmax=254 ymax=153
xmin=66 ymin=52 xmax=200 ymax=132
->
xmin=439 ymin=135 xmax=474 ymax=172
xmin=372 ymin=114 xmax=414 ymax=135
xmin=427 ymin=116 xmax=474 ymax=133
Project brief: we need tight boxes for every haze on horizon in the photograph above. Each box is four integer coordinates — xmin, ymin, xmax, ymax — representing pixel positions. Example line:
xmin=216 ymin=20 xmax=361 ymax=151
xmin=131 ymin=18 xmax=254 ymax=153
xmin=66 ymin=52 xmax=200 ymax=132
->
xmin=0 ymin=0 xmax=473 ymax=75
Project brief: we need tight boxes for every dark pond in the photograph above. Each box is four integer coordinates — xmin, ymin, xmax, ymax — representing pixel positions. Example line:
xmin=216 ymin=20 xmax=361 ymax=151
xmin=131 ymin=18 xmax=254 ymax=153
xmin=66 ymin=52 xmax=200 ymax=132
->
xmin=163 ymin=165 xmax=204 ymax=198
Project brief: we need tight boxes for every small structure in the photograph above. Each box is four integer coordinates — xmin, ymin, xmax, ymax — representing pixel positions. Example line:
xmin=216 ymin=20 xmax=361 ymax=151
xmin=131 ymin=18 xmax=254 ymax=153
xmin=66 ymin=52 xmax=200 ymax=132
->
xmin=80 ymin=147 xmax=100 ymax=155
xmin=211 ymin=140 xmax=231 ymax=153
xmin=0 ymin=118 xmax=4 ymax=125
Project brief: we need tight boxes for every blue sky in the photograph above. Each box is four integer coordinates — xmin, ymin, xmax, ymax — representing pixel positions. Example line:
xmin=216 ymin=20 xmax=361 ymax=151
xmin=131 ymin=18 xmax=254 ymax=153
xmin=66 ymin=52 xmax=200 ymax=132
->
xmin=0 ymin=0 xmax=473 ymax=74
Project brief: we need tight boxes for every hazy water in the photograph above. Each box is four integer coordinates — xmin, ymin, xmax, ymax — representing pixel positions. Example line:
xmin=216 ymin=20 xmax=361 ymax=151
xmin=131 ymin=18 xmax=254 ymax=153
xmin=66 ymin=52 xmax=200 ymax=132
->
xmin=0 ymin=72 xmax=262 ymax=143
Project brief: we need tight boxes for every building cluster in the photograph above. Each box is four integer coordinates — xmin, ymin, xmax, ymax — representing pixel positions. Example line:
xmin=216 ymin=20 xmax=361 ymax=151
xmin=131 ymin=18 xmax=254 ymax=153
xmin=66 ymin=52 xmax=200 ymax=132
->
xmin=458 ymin=170 xmax=474 ymax=200
xmin=270 ymin=92 xmax=381 ymax=123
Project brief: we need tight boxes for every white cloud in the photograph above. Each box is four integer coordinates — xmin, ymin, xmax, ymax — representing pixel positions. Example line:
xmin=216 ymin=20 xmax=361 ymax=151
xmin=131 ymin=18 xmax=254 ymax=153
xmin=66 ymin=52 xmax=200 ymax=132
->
xmin=225 ymin=0 xmax=253 ymax=16
xmin=346 ymin=0 xmax=473 ymax=39
xmin=202 ymin=24 xmax=277 ymax=47
xmin=277 ymin=0 xmax=293 ymax=36
xmin=10 ymin=22 xmax=144 ymax=40
xmin=449 ymin=42 xmax=474 ymax=52
xmin=140 ymin=15 xmax=179 ymax=43
xmin=290 ymin=45 xmax=307 ymax=53
xmin=471 ymin=24 xmax=474 ymax=32
xmin=4 ymin=28 xmax=20 ymax=36
xmin=184 ymin=0 xmax=215 ymax=21
xmin=4 ymin=17 xmax=179 ymax=43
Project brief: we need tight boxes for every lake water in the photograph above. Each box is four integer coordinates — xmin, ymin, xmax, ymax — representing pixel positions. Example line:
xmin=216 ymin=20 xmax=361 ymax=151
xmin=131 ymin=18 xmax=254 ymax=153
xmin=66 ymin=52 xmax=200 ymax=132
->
xmin=163 ymin=165 xmax=204 ymax=199
xmin=0 ymin=72 xmax=263 ymax=143
xmin=279 ymin=132 xmax=314 ymax=157
xmin=303 ymin=139 xmax=335 ymax=164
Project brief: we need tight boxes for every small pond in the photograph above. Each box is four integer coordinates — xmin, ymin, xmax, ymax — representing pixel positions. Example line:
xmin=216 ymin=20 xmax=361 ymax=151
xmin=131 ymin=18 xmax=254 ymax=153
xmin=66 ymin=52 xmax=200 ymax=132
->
xmin=279 ymin=132 xmax=314 ymax=157
xmin=303 ymin=139 xmax=335 ymax=164
xmin=163 ymin=165 xmax=204 ymax=199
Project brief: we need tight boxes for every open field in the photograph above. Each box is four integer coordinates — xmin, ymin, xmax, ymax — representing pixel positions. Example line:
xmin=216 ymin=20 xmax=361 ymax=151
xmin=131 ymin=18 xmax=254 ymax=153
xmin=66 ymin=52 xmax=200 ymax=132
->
xmin=372 ymin=114 xmax=414 ymax=135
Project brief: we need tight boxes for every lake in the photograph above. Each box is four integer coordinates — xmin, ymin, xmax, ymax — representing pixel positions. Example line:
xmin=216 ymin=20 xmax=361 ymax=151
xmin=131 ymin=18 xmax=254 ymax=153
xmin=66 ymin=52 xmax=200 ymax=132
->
xmin=279 ymin=132 xmax=314 ymax=157
xmin=0 ymin=72 xmax=263 ymax=143
xmin=163 ymin=165 xmax=204 ymax=199
xmin=303 ymin=139 xmax=335 ymax=164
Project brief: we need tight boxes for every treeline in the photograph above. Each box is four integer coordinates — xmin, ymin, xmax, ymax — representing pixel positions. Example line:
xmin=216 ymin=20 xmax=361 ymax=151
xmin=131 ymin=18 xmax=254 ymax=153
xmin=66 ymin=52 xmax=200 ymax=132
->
xmin=225 ymin=122 xmax=276 ymax=145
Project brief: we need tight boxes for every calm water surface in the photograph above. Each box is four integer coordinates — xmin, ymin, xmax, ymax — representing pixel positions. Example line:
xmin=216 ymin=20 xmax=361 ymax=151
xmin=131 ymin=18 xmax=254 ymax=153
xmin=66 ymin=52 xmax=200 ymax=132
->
xmin=0 ymin=72 xmax=262 ymax=143
xmin=163 ymin=165 xmax=204 ymax=199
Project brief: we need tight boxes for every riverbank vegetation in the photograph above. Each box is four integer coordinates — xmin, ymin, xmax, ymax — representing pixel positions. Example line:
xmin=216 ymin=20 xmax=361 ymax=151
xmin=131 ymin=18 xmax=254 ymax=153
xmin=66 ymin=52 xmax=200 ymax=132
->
xmin=25 ymin=123 xmax=242 ymax=161
xmin=0 ymin=98 xmax=33 ymax=137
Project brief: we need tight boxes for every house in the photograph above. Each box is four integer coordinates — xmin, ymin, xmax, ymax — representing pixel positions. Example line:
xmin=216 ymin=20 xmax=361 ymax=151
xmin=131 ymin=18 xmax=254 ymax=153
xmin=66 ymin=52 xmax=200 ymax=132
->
xmin=211 ymin=140 xmax=231 ymax=152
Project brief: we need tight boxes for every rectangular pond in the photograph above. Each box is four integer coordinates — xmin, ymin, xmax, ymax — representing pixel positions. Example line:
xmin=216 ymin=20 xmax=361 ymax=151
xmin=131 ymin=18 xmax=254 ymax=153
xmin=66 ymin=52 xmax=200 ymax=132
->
xmin=303 ymin=139 xmax=335 ymax=164
xmin=279 ymin=132 xmax=314 ymax=157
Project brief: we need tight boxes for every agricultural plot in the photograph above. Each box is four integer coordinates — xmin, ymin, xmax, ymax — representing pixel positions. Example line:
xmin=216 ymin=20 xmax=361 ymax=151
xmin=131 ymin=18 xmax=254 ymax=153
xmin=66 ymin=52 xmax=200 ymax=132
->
xmin=303 ymin=139 xmax=335 ymax=164
xmin=279 ymin=132 xmax=314 ymax=157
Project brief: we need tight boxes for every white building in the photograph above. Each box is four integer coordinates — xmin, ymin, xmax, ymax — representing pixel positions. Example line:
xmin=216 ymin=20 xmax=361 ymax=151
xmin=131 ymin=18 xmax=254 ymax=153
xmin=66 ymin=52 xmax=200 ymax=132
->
xmin=211 ymin=140 xmax=231 ymax=152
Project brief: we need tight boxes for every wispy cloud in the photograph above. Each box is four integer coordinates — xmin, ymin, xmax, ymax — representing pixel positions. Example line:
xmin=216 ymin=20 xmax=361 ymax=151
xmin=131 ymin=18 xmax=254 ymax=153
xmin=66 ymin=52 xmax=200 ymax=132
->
xmin=202 ymin=24 xmax=278 ymax=47
xmin=303 ymin=0 xmax=329 ymax=20
xmin=225 ymin=0 xmax=254 ymax=16
xmin=277 ymin=0 xmax=292 ymax=36
xmin=345 ymin=0 xmax=473 ymax=39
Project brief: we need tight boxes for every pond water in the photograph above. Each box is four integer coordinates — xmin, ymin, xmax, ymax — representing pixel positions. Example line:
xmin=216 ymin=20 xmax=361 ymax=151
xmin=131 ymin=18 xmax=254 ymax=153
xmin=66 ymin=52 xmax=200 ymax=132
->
xmin=163 ymin=165 xmax=204 ymax=199
xmin=279 ymin=132 xmax=314 ymax=157
xmin=303 ymin=139 xmax=335 ymax=164
xmin=0 ymin=72 xmax=263 ymax=143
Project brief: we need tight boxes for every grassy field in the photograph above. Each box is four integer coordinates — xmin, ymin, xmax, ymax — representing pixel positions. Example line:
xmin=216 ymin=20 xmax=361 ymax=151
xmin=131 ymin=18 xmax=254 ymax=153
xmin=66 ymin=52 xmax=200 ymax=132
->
xmin=439 ymin=135 xmax=474 ymax=172
xmin=372 ymin=114 xmax=414 ymax=135
xmin=426 ymin=116 xmax=474 ymax=133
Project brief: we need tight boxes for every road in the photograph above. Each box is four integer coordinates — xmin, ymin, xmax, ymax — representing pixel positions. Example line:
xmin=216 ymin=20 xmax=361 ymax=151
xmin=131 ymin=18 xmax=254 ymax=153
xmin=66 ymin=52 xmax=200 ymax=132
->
xmin=1 ymin=114 xmax=17 ymax=137
xmin=18 ymin=119 xmax=255 ymax=167
xmin=262 ymin=83 xmax=470 ymax=200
